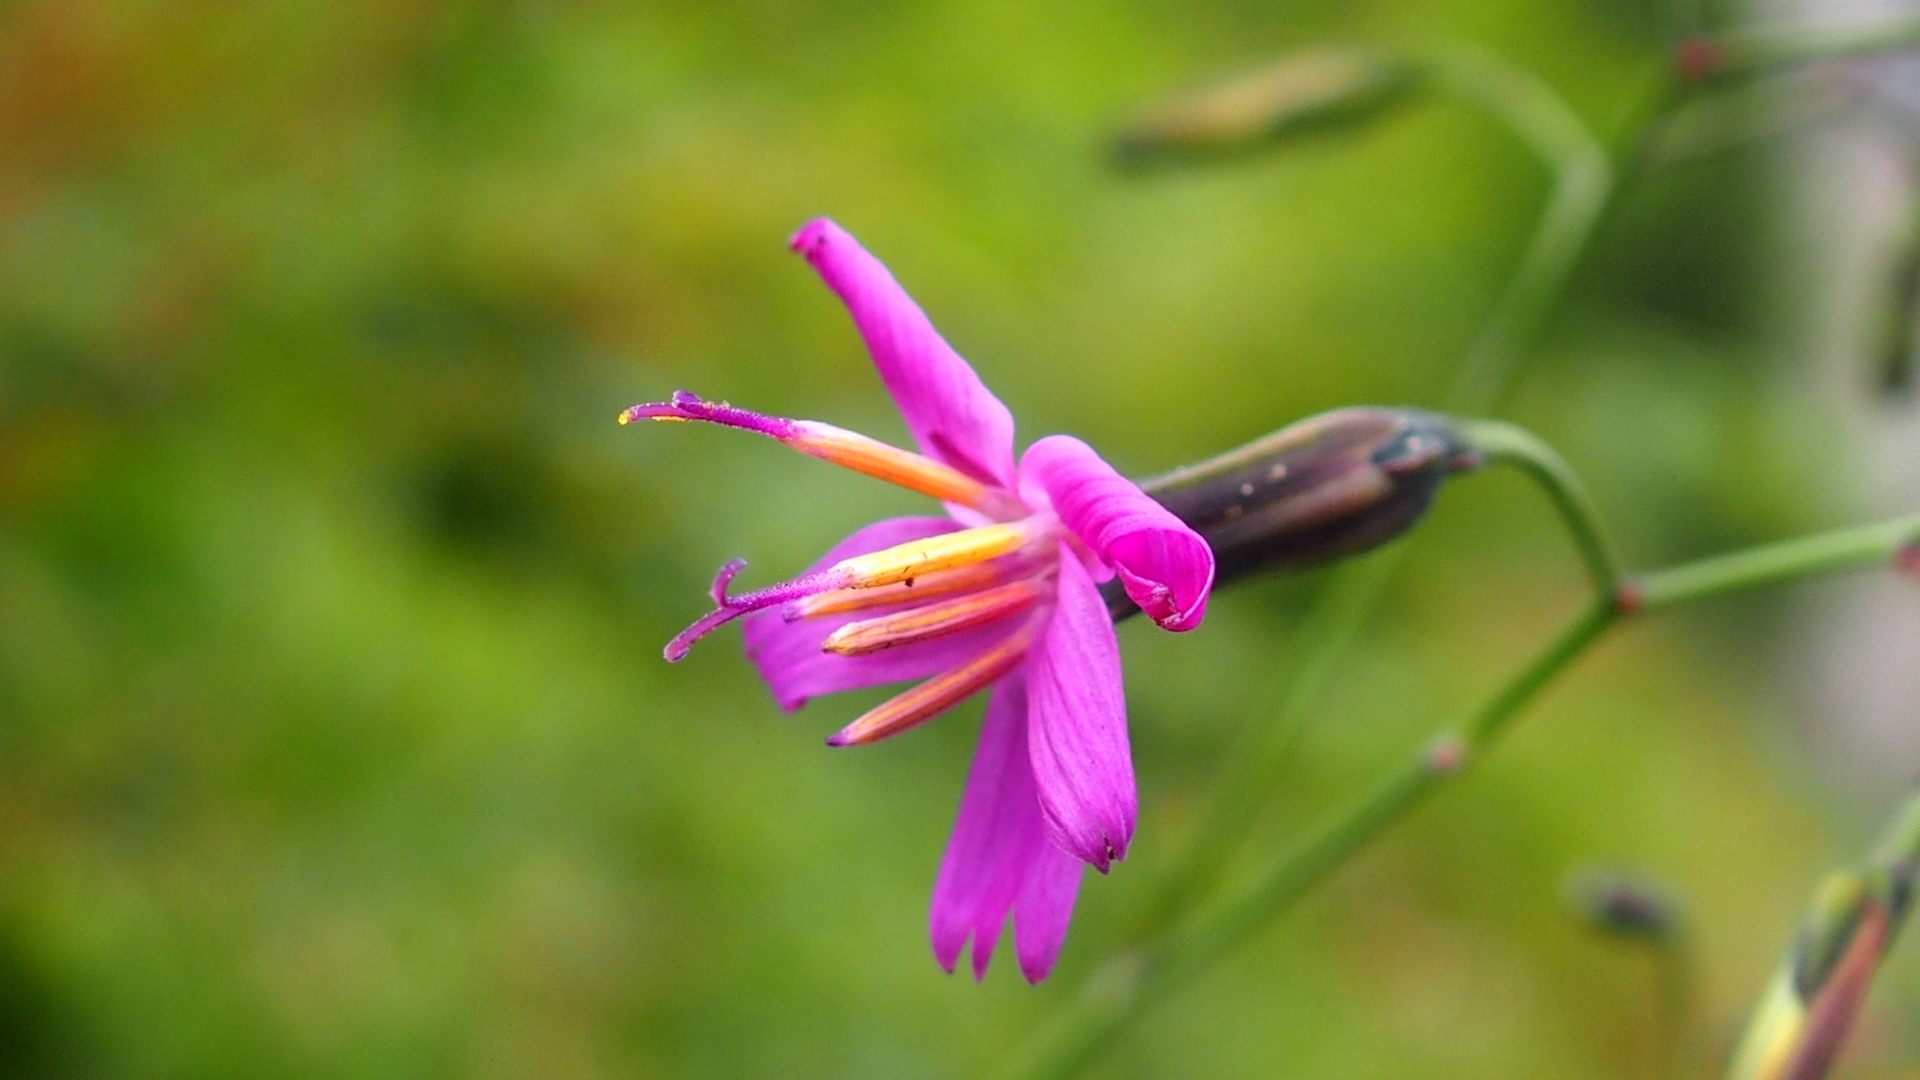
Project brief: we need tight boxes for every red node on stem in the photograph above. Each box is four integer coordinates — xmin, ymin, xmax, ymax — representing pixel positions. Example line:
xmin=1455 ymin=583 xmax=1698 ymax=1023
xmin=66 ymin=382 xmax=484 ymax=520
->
xmin=1675 ymin=38 xmax=1724 ymax=81
xmin=1896 ymin=542 xmax=1920 ymax=578
xmin=1613 ymin=580 xmax=1646 ymax=617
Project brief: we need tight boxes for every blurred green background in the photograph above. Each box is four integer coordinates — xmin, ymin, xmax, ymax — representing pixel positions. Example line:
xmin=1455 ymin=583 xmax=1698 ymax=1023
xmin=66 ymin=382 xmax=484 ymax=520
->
xmin=1 ymin=0 xmax=1915 ymax=1076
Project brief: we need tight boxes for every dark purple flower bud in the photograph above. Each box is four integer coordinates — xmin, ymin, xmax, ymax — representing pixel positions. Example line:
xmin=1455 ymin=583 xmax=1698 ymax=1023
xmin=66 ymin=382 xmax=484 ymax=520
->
xmin=1104 ymin=408 xmax=1473 ymax=620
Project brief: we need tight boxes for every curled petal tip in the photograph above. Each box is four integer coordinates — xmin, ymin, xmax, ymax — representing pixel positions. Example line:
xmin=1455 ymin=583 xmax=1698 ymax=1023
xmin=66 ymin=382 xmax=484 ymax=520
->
xmin=1122 ymin=577 xmax=1208 ymax=632
xmin=1021 ymin=435 xmax=1215 ymax=633
xmin=1147 ymin=596 xmax=1209 ymax=633
xmin=824 ymin=732 xmax=850 ymax=747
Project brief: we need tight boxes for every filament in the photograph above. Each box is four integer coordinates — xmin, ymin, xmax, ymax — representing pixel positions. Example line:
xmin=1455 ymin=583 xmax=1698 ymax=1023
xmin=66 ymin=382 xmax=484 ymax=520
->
xmin=821 ymin=577 xmax=1049 ymax=656
xmin=825 ymin=618 xmax=1039 ymax=746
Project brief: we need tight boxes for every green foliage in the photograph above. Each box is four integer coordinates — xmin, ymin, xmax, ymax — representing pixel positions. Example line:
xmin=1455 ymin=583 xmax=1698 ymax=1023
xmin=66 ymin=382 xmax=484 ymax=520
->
xmin=0 ymin=0 xmax=1897 ymax=1077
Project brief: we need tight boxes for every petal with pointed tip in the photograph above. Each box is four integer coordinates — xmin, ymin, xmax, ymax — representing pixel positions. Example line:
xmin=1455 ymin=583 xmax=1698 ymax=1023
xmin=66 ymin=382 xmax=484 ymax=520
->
xmin=1026 ymin=547 xmax=1135 ymax=871
xmin=1013 ymin=830 xmax=1082 ymax=983
xmin=1021 ymin=434 xmax=1215 ymax=632
xmin=789 ymin=218 xmax=1017 ymax=489
xmin=929 ymin=672 xmax=1082 ymax=982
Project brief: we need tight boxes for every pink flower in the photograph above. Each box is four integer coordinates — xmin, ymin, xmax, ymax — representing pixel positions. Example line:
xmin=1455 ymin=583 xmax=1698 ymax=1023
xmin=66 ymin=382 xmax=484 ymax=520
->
xmin=621 ymin=219 xmax=1215 ymax=982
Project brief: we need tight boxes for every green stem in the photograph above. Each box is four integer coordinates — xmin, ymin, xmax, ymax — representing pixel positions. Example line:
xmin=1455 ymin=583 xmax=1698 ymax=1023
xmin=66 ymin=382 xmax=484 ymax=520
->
xmin=1000 ymin=512 xmax=1920 ymax=1080
xmin=1136 ymin=44 xmax=1620 ymax=936
xmin=1139 ymin=413 xmax=1622 ymax=940
xmin=1726 ymin=781 xmax=1920 ymax=1080
xmin=1705 ymin=13 xmax=1920 ymax=80
xmin=1135 ymin=551 xmax=1406 ymax=935
xmin=1654 ymin=930 xmax=1697 ymax=1080
xmin=1871 ymin=785 xmax=1920 ymax=878
xmin=1425 ymin=44 xmax=1616 ymax=413
xmin=1636 ymin=513 xmax=1920 ymax=609
xmin=1458 ymin=418 xmax=1625 ymax=596
xmin=1118 ymin=38 xmax=1626 ymax=998
xmin=999 ymin=599 xmax=1618 ymax=1080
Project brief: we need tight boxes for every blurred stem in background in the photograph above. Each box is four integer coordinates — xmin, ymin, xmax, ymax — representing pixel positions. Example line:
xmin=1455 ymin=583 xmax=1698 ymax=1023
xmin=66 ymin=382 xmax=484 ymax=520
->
xmin=1005 ymin=500 xmax=1920 ymax=1080
xmin=1127 ymin=413 xmax=1619 ymax=934
xmin=1007 ymin=14 xmax=1920 ymax=1078
xmin=1702 ymin=12 xmax=1920 ymax=80
xmin=1569 ymin=870 xmax=1695 ymax=1080
xmin=1126 ymin=39 xmax=1621 ymax=940
xmin=1455 ymin=419 xmax=1623 ymax=596
xmin=1724 ymin=785 xmax=1920 ymax=1080
xmin=1426 ymin=43 xmax=1616 ymax=412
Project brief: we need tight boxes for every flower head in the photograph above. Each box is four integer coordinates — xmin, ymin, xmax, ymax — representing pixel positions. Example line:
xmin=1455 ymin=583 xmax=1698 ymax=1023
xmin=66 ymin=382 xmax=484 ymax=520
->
xmin=622 ymin=218 xmax=1215 ymax=981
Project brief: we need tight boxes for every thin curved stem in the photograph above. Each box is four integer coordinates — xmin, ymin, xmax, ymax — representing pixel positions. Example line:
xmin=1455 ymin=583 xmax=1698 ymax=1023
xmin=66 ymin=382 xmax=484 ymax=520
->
xmin=1111 ymin=40 xmax=1628 ymax=989
xmin=1134 ymin=44 xmax=1619 ymax=934
xmin=1655 ymin=931 xmax=1697 ymax=1080
xmin=1704 ymin=13 xmax=1920 ymax=80
xmin=999 ymin=510 xmax=1920 ymax=1080
xmin=1134 ymin=551 xmax=1405 ymax=935
xmin=1424 ymin=43 xmax=1616 ymax=412
xmin=1636 ymin=514 xmax=1920 ymax=608
xmin=1008 ymin=20 xmax=1920 ymax=1080
xmin=1137 ymin=412 xmax=1623 ymax=939
xmin=1458 ymin=418 xmax=1625 ymax=597
xmin=1000 ymin=599 xmax=1618 ymax=1080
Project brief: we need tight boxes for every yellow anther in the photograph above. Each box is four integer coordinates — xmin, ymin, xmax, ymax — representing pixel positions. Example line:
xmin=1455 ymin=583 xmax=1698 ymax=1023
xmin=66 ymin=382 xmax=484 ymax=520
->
xmin=829 ymin=522 xmax=1036 ymax=590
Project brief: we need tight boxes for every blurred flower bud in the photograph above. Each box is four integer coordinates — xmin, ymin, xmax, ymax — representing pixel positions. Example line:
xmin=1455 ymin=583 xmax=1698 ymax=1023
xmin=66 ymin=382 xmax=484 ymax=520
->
xmin=1105 ymin=408 xmax=1471 ymax=620
xmin=1730 ymin=873 xmax=1892 ymax=1080
xmin=1114 ymin=49 xmax=1420 ymax=166
xmin=1568 ymin=868 xmax=1682 ymax=941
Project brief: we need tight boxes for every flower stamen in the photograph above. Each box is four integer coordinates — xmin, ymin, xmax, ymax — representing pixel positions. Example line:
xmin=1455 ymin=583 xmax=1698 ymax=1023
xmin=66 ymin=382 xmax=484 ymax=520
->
xmin=664 ymin=521 xmax=1048 ymax=662
xmin=663 ymin=560 xmax=848 ymax=662
xmin=784 ymin=551 xmax=1050 ymax=620
xmin=826 ymin=521 xmax=1042 ymax=590
xmin=825 ymin=617 xmax=1041 ymax=746
xmin=621 ymin=391 xmax=1020 ymax=516
xmin=821 ymin=577 xmax=1050 ymax=656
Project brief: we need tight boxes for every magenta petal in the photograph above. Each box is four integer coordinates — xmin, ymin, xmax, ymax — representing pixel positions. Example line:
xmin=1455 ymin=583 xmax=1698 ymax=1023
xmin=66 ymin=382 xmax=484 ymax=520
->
xmin=929 ymin=673 xmax=1028 ymax=979
xmin=1026 ymin=547 xmax=1135 ymax=872
xmin=929 ymin=671 xmax=1082 ymax=982
xmin=789 ymin=218 xmax=1018 ymax=489
xmin=1012 ymin=830 xmax=1082 ymax=983
xmin=739 ymin=517 xmax=1020 ymax=711
xmin=1020 ymin=435 xmax=1216 ymax=632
